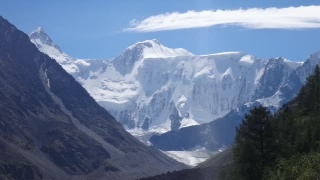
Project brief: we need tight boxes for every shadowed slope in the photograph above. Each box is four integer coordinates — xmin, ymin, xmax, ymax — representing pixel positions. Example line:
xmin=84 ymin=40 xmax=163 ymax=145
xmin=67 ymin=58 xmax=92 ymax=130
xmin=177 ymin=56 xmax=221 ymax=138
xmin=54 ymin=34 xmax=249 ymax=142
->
xmin=0 ymin=16 xmax=186 ymax=180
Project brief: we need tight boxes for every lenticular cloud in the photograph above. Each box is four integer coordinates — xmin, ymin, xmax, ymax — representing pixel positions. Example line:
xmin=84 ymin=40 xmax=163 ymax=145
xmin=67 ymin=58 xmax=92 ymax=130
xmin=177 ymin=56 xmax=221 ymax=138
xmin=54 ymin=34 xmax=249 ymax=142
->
xmin=125 ymin=5 xmax=320 ymax=32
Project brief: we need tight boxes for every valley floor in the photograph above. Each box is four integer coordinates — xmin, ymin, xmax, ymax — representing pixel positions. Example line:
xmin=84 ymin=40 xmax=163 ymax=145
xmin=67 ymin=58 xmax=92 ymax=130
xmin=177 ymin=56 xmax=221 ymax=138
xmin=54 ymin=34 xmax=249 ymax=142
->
xmin=127 ymin=129 xmax=223 ymax=166
xmin=163 ymin=148 xmax=220 ymax=166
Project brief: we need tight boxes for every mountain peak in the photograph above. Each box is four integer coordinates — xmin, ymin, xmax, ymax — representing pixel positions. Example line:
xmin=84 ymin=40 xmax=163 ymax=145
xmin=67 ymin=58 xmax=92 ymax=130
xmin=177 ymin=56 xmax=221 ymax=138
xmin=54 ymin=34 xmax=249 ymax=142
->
xmin=30 ymin=27 xmax=49 ymax=40
xmin=112 ymin=39 xmax=193 ymax=75
xmin=127 ymin=39 xmax=193 ymax=59
xmin=132 ymin=39 xmax=161 ymax=48
xmin=29 ymin=27 xmax=58 ymax=49
xmin=128 ymin=39 xmax=163 ymax=51
xmin=35 ymin=27 xmax=45 ymax=33
xmin=29 ymin=27 xmax=72 ymax=64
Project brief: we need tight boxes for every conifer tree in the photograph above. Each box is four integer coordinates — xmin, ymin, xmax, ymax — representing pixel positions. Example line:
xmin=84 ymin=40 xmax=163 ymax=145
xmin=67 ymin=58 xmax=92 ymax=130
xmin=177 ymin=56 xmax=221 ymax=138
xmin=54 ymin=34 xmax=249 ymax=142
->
xmin=234 ymin=106 xmax=276 ymax=180
xmin=293 ymin=64 xmax=320 ymax=152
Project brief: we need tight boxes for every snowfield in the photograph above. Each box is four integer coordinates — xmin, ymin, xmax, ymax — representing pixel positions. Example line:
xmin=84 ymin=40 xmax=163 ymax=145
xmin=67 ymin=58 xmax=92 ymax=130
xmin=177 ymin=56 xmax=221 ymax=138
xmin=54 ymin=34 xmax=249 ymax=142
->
xmin=163 ymin=148 xmax=222 ymax=167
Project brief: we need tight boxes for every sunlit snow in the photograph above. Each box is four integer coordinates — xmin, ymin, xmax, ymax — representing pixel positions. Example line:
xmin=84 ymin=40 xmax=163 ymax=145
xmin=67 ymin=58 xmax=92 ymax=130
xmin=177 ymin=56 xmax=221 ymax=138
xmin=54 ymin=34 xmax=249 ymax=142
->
xmin=30 ymin=29 xmax=303 ymax=134
xmin=163 ymin=148 xmax=220 ymax=167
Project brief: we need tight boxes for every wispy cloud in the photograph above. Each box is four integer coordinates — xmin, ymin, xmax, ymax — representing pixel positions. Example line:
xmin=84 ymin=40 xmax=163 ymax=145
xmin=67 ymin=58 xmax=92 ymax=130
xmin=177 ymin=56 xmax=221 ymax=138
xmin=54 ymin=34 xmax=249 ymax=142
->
xmin=125 ymin=6 xmax=320 ymax=32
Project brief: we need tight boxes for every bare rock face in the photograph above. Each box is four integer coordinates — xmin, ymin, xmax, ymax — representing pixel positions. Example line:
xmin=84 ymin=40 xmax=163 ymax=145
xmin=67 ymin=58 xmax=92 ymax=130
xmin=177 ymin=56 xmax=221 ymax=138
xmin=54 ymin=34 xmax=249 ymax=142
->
xmin=0 ymin=16 xmax=186 ymax=180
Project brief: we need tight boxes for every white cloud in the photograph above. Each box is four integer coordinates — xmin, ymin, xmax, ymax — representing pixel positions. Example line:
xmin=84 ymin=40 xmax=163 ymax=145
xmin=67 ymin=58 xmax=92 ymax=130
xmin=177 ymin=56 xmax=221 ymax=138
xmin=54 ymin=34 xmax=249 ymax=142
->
xmin=125 ymin=6 xmax=320 ymax=32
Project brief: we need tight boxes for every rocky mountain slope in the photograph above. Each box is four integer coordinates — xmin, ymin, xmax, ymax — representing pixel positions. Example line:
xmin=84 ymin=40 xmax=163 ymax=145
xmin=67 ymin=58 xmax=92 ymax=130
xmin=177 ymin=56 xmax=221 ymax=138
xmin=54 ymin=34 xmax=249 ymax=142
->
xmin=0 ymin=16 xmax=186 ymax=179
xmin=29 ymin=29 xmax=305 ymax=134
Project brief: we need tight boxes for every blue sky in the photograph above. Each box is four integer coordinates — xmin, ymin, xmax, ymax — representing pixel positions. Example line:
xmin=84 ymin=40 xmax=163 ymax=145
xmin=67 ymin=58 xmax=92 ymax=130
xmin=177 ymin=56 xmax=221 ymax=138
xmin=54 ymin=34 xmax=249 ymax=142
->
xmin=1 ymin=0 xmax=320 ymax=61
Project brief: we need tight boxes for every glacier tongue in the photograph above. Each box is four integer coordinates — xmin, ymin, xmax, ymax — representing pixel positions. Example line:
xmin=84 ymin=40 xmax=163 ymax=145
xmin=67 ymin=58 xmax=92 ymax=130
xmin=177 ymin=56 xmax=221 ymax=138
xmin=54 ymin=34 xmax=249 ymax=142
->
xmin=30 ymin=29 xmax=307 ymax=134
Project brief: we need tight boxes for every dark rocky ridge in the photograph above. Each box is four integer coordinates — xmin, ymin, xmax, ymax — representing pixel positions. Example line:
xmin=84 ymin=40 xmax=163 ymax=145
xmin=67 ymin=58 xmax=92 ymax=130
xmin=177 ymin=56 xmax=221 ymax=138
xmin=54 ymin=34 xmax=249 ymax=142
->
xmin=0 ymin=16 xmax=186 ymax=179
xmin=150 ymin=104 xmax=254 ymax=151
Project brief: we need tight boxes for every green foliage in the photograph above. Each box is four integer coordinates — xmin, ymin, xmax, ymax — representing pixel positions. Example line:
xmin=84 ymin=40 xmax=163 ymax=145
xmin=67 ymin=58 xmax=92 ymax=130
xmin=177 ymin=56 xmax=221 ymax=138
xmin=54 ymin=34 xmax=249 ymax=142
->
xmin=264 ymin=153 xmax=320 ymax=180
xmin=296 ymin=65 xmax=320 ymax=113
xmin=275 ymin=64 xmax=320 ymax=155
xmin=234 ymin=106 xmax=277 ymax=180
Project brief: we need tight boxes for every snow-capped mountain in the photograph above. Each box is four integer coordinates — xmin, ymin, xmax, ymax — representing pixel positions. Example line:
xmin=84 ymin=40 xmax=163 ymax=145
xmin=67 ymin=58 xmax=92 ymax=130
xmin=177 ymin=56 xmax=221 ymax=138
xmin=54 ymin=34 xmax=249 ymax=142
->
xmin=30 ymin=28 xmax=318 ymax=135
xmin=255 ymin=52 xmax=320 ymax=110
xmin=30 ymin=28 xmax=103 ymax=76
xmin=112 ymin=39 xmax=193 ymax=76
xmin=149 ymin=51 xmax=320 ymax=159
xmin=30 ymin=27 xmax=75 ymax=70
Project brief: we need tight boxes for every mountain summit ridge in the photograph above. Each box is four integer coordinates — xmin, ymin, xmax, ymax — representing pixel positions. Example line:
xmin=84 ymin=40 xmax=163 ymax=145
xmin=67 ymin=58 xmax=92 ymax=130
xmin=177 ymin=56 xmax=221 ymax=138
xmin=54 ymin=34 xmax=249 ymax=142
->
xmin=126 ymin=39 xmax=193 ymax=58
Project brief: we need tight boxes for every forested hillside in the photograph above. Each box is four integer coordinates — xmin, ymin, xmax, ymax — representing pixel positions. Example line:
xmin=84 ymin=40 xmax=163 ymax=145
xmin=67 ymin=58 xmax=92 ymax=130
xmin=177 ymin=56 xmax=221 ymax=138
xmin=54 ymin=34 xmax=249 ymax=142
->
xmin=233 ymin=65 xmax=320 ymax=179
